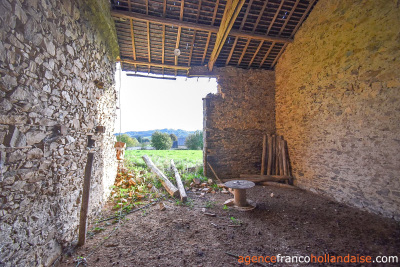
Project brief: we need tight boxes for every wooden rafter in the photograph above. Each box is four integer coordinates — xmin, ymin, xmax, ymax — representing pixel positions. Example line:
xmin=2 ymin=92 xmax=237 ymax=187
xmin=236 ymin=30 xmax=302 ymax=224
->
xmin=248 ymin=40 xmax=263 ymax=68
xmin=201 ymin=0 xmax=214 ymax=65
xmin=163 ymin=0 xmax=167 ymax=17
xmin=111 ymin=11 xmax=293 ymax=44
xmin=129 ymin=19 xmax=137 ymax=71
xmin=147 ymin=21 xmax=151 ymax=72
xmin=227 ymin=0 xmax=253 ymax=66
xmin=189 ymin=0 xmax=202 ymax=67
xmin=162 ymin=25 xmax=165 ymax=75
xmin=279 ymin=0 xmax=300 ymax=36
xmin=259 ymin=42 xmax=275 ymax=68
xmin=122 ymin=59 xmax=190 ymax=70
xmin=267 ymin=0 xmax=285 ymax=35
xmin=175 ymin=0 xmax=185 ymax=75
xmin=291 ymin=0 xmax=316 ymax=37
xmin=246 ymin=0 xmax=269 ymax=68
xmin=208 ymin=0 xmax=246 ymax=71
xmin=271 ymin=0 xmax=316 ymax=69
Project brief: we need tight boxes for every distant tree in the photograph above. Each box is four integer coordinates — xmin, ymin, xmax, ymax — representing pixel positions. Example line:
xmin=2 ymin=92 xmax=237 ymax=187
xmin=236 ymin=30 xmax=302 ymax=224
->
xmin=169 ymin=133 xmax=178 ymax=142
xmin=151 ymin=131 xmax=173 ymax=150
xmin=185 ymin=131 xmax=203 ymax=150
xmin=136 ymin=136 xmax=143 ymax=143
xmin=116 ymin=134 xmax=139 ymax=147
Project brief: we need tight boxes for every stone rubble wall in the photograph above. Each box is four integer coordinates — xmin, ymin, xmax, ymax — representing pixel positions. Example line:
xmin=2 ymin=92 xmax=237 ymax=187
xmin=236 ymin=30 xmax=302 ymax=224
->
xmin=204 ymin=67 xmax=275 ymax=179
xmin=275 ymin=0 xmax=400 ymax=220
xmin=0 ymin=0 xmax=118 ymax=265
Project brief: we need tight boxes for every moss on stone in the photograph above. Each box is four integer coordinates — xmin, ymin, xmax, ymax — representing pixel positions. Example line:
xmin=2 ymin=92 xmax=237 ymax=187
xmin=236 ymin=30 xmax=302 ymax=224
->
xmin=82 ymin=0 xmax=119 ymax=60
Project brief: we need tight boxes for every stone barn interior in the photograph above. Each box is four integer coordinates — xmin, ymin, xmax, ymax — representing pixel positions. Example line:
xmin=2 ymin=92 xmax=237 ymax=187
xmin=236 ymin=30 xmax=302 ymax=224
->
xmin=0 ymin=0 xmax=399 ymax=266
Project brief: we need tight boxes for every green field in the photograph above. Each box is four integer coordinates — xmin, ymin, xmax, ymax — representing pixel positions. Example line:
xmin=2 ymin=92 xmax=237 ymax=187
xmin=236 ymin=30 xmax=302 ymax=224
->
xmin=124 ymin=150 xmax=204 ymax=183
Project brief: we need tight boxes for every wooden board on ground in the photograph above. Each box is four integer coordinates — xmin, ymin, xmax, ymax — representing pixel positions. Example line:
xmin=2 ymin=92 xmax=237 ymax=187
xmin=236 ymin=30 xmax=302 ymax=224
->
xmin=170 ymin=159 xmax=187 ymax=202
xmin=235 ymin=174 xmax=292 ymax=183
xmin=142 ymin=155 xmax=179 ymax=197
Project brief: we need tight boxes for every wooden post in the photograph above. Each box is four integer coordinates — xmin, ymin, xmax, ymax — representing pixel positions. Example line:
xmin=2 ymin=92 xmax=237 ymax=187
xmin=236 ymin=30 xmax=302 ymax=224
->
xmin=271 ymin=135 xmax=276 ymax=175
xmin=171 ymin=159 xmax=187 ymax=202
xmin=142 ymin=155 xmax=179 ymax=197
xmin=261 ymin=134 xmax=267 ymax=175
xmin=282 ymin=139 xmax=288 ymax=176
xmin=267 ymin=134 xmax=272 ymax=175
xmin=78 ymin=152 xmax=95 ymax=246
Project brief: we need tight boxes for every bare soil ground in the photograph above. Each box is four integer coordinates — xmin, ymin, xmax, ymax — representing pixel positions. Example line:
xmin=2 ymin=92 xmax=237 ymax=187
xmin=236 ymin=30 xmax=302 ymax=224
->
xmin=59 ymin=185 xmax=400 ymax=267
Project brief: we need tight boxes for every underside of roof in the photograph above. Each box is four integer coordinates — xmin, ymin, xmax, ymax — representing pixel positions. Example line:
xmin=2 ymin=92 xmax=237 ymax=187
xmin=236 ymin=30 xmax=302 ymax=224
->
xmin=111 ymin=0 xmax=317 ymax=77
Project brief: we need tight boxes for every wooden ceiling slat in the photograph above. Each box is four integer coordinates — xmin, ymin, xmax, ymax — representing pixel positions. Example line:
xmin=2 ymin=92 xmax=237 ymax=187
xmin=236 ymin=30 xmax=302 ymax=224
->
xmin=202 ymin=0 xmax=217 ymax=65
xmin=113 ymin=0 xmax=317 ymax=75
xmin=122 ymin=59 xmax=190 ymax=70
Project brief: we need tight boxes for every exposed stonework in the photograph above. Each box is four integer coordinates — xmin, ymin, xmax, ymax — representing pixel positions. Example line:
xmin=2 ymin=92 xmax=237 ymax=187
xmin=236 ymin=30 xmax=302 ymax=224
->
xmin=276 ymin=0 xmax=400 ymax=220
xmin=204 ymin=67 xmax=275 ymax=179
xmin=0 ymin=0 xmax=118 ymax=265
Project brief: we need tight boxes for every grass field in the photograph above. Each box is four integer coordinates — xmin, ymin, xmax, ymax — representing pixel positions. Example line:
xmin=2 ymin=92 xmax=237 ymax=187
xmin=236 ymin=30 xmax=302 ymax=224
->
xmin=124 ymin=150 xmax=204 ymax=183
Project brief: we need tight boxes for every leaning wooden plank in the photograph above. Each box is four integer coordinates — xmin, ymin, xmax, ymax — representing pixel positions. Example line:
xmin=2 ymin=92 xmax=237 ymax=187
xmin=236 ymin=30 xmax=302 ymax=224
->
xmin=267 ymin=134 xmax=272 ymax=175
xmin=142 ymin=155 xmax=179 ymax=197
xmin=207 ymin=162 xmax=222 ymax=183
xmin=170 ymin=159 xmax=187 ymax=202
xmin=281 ymin=139 xmax=288 ymax=176
xmin=222 ymin=174 xmax=292 ymax=183
xmin=261 ymin=134 xmax=267 ymax=175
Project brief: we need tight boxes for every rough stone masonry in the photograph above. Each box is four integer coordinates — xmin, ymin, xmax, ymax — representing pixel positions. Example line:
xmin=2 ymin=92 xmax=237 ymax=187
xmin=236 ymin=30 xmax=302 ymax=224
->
xmin=275 ymin=0 xmax=400 ymax=220
xmin=0 ymin=0 xmax=118 ymax=265
xmin=204 ymin=67 xmax=275 ymax=179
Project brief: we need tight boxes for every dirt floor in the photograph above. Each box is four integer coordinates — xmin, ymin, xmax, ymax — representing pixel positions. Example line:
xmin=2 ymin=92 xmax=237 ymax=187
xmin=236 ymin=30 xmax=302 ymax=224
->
xmin=58 ymin=185 xmax=400 ymax=267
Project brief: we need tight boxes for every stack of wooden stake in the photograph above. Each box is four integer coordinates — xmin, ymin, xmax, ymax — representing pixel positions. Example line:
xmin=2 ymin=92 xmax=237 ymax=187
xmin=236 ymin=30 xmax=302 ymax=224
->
xmin=261 ymin=134 xmax=290 ymax=176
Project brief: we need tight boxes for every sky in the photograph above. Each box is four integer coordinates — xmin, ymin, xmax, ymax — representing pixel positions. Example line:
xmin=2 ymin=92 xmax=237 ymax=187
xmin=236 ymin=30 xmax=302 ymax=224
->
xmin=114 ymin=63 xmax=218 ymax=133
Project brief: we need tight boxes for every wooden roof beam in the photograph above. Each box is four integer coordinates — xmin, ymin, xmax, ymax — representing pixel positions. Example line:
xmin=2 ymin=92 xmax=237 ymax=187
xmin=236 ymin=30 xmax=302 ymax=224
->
xmin=121 ymin=59 xmax=190 ymax=70
xmin=201 ymin=0 xmax=214 ymax=65
xmin=267 ymin=0 xmax=285 ymax=35
xmin=175 ymin=0 xmax=185 ymax=76
xmin=111 ymin=10 xmax=293 ymax=44
xmin=230 ymin=0 xmax=254 ymax=66
xmin=208 ymin=0 xmax=246 ymax=71
xmin=129 ymin=19 xmax=137 ymax=72
xmin=271 ymin=0 xmax=316 ymax=69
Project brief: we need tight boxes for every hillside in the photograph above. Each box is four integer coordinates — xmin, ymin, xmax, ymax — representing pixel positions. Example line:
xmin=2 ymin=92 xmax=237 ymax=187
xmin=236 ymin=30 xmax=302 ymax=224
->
xmin=122 ymin=129 xmax=196 ymax=139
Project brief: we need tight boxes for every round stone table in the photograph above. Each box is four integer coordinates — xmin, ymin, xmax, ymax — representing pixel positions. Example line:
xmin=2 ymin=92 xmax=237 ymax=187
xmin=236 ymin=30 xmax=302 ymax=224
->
xmin=224 ymin=180 xmax=256 ymax=211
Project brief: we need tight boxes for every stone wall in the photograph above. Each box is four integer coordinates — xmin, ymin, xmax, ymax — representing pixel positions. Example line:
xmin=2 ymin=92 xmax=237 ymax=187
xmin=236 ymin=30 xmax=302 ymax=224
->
xmin=275 ymin=0 xmax=400 ymax=219
xmin=0 ymin=0 xmax=118 ymax=265
xmin=204 ymin=67 xmax=275 ymax=179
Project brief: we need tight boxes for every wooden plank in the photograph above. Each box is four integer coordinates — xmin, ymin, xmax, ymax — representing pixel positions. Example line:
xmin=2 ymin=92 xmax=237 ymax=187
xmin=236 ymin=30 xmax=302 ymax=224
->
xmin=266 ymin=134 xmax=272 ymax=175
xmin=121 ymin=59 xmax=190 ymax=70
xmin=291 ymin=0 xmax=316 ymax=37
xmin=248 ymin=40 xmax=263 ymax=68
xmin=259 ymin=41 xmax=275 ymax=68
xmin=147 ymin=21 xmax=151 ymax=73
xmin=78 ymin=152 xmax=95 ymax=246
xmin=275 ymin=135 xmax=280 ymax=175
xmin=208 ymin=0 xmax=246 ymax=71
xmin=129 ymin=19 xmax=137 ymax=71
xmin=261 ymin=134 xmax=267 ymax=175
xmin=279 ymin=0 xmax=300 ymax=36
xmin=207 ymin=162 xmax=222 ymax=183
xmin=171 ymin=159 xmax=187 ymax=202
xmin=202 ymin=0 xmax=218 ymax=65
xmin=143 ymin=155 xmax=179 ymax=197
xmin=162 ymin=25 xmax=165 ymax=75
xmin=188 ymin=31 xmax=196 ymax=66
xmin=266 ymin=0 xmax=285 ymax=35
xmin=259 ymin=181 xmax=296 ymax=189
xmin=282 ymin=138 xmax=288 ymax=176
xmin=271 ymin=135 xmax=276 ymax=175
xmin=229 ymin=174 xmax=291 ymax=183
xmin=175 ymin=0 xmax=185 ymax=75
